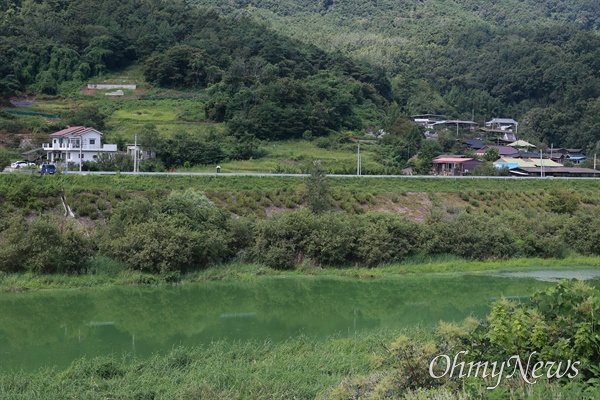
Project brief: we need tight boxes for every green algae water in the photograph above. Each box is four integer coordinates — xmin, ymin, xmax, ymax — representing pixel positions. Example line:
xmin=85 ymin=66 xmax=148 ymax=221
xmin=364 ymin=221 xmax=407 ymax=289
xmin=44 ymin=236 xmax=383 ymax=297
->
xmin=1 ymin=271 xmax=599 ymax=372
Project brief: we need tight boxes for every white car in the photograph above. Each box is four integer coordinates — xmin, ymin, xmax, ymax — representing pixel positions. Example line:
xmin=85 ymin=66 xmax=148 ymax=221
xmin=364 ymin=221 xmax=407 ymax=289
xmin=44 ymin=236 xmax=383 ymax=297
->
xmin=11 ymin=160 xmax=35 ymax=169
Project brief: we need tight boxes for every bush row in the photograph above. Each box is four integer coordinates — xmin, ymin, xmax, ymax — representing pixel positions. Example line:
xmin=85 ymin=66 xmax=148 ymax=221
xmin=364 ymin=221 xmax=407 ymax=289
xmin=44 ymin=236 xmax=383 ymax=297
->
xmin=2 ymin=189 xmax=600 ymax=274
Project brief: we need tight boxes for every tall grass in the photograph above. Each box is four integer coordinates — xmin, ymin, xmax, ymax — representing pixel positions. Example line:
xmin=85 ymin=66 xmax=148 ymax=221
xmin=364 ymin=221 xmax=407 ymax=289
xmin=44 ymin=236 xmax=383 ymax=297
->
xmin=1 ymin=327 xmax=597 ymax=399
xmin=0 ymin=331 xmax=397 ymax=399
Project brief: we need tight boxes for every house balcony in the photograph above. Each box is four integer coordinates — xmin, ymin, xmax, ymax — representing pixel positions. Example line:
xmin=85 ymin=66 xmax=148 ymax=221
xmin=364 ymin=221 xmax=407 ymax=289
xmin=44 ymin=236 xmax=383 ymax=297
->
xmin=43 ymin=143 xmax=117 ymax=152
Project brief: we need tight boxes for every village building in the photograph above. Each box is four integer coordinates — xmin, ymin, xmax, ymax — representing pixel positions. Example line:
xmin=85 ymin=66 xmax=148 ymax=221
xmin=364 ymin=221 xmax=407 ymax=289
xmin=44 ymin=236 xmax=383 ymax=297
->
xmin=485 ymin=118 xmax=519 ymax=132
xmin=43 ymin=126 xmax=117 ymax=166
xmin=431 ymin=156 xmax=483 ymax=176
xmin=126 ymin=144 xmax=156 ymax=161
xmin=475 ymin=145 xmax=519 ymax=157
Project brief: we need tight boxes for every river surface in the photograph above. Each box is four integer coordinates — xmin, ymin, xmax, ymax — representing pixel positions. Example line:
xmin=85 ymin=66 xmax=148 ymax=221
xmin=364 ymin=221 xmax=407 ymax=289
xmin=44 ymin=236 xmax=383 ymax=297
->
xmin=1 ymin=270 xmax=599 ymax=372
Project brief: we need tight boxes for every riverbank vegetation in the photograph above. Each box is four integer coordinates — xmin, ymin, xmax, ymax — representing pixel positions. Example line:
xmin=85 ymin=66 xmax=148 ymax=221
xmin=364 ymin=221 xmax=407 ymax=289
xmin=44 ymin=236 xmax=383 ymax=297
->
xmin=2 ymin=280 xmax=599 ymax=398
xmin=1 ymin=174 xmax=600 ymax=282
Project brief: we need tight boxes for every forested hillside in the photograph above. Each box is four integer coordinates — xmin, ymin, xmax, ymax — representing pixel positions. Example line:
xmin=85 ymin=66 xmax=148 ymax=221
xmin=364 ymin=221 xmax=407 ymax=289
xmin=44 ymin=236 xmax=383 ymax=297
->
xmin=0 ymin=0 xmax=391 ymax=141
xmin=194 ymin=0 xmax=600 ymax=150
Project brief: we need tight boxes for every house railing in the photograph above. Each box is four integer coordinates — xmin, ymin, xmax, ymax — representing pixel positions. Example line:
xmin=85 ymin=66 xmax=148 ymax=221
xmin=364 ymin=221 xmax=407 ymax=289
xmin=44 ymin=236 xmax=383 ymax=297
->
xmin=43 ymin=143 xmax=117 ymax=151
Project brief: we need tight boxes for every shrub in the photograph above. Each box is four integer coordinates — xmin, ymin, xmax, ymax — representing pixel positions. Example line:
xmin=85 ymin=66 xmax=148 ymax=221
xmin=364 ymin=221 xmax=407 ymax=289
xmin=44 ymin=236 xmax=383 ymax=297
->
xmin=562 ymin=211 xmax=600 ymax=255
xmin=0 ymin=215 xmax=93 ymax=274
xmin=107 ymin=196 xmax=157 ymax=237
xmin=546 ymin=190 xmax=580 ymax=214
xmin=466 ymin=280 xmax=600 ymax=381
xmin=304 ymin=213 xmax=357 ymax=266
xmin=160 ymin=189 xmax=227 ymax=230
xmin=254 ymin=209 xmax=314 ymax=269
xmin=356 ymin=214 xmax=423 ymax=266
xmin=425 ymin=214 xmax=517 ymax=260
xmin=305 ymin=160 xmax=331 ymax=213
xmin=105 ymin=216 xmax=225 ymax=273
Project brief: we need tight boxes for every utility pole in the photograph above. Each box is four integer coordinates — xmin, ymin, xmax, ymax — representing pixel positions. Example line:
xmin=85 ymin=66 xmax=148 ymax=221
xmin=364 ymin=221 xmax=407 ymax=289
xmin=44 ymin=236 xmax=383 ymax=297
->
xmin=65 ymin=138 xmax=69 ymax=174
xmin=134 ymin=134 xmax=138 ymax=173
xmin=357 ymin=144 xmax=361 ymax=176
xmin=79 ymin=138 xmax=83 ymax=172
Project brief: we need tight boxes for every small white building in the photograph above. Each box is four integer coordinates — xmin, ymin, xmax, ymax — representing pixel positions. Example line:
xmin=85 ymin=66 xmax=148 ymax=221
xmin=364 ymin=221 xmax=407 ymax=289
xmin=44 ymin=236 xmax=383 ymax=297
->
xmin=43 ymin=126 xmax=117 ymax=166
xmin=126 ymin=144 xmax=156 ymax=161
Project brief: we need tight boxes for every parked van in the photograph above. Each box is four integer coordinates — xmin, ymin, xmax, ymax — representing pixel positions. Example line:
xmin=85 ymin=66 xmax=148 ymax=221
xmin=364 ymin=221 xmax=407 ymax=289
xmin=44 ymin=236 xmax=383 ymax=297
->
xmin=39 ymin=164 xmax=56 ymax=175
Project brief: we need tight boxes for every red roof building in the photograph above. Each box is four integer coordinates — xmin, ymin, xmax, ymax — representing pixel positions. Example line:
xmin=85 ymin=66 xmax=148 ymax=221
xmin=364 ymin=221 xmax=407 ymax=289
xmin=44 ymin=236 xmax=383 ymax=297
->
xmin=431 ymin=157 xmax=484 ymax=176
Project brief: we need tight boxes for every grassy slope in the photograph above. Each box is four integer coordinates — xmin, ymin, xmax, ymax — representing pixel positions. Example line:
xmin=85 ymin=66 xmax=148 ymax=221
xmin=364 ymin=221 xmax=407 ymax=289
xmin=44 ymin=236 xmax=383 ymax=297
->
xmin=3 ymin=173 xmax=599 ymax=220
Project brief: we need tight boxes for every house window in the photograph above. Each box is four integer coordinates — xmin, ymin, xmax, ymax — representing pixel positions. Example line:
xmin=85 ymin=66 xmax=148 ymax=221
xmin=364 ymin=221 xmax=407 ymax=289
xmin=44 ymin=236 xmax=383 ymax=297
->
xmin=93 ymin=155 xmax=97 ymax=159
xmin=79 ymin=154 xmax=84 ymax=159
xmin=89 ymin=139 xmax=96 ymax=145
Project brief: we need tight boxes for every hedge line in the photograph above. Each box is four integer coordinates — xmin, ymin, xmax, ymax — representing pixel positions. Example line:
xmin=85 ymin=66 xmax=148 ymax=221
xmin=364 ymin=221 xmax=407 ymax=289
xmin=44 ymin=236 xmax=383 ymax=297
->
xmin=1 ymin=189 xmax=600 ymax=274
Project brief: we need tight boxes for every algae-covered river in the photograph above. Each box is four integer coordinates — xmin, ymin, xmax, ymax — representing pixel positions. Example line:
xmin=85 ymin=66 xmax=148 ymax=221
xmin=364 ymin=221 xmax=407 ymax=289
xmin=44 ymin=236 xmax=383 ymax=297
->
xmin=2 ymin=270 xmax=599 ymax=372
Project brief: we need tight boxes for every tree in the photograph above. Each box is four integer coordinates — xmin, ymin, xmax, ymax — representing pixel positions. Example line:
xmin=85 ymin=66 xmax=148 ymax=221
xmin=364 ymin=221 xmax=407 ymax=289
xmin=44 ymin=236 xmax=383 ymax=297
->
xmin=82 ymin=153 xmax=133 ymax=172
xmin=66 ymin=106 xmax=106 ymax=130
xmin=483 ymin=147 xmax=500 ymax=162
xmin=305 ymin=160 xmax=330 ymax=213
xmin=0 ymin=147 xmax=10 ymax=171
xmin=0 ymin=74 xmax=20 ymax=97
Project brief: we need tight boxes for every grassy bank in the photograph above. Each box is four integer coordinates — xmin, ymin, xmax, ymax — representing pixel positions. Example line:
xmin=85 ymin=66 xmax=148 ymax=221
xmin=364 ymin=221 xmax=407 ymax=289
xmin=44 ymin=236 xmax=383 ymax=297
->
xmin=2 ymin=255 xmax=600 ymax=292
xmin=0 ymin=332 xmax=392 ymax=399
xmin=3 ymin=174 xmax=600 ymax=284
xmin=1 ymin=328 xmax=596 ymax=399
xmin=3 ymin=172 xmax=600 ymax=220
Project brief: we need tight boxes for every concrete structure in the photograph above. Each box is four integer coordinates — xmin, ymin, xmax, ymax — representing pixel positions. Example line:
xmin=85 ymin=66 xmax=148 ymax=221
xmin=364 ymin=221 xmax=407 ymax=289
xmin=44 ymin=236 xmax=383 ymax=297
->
xmin=87 ymin=84 xmax=136 ymax=90
xmin=43 ymin=126 xmax=117 ymax=166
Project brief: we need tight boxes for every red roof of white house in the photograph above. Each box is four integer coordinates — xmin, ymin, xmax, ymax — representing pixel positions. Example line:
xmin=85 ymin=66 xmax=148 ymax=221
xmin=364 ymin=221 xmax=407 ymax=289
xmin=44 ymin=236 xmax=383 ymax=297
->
xmin=49 ymin=126 xmax=100 ymax=137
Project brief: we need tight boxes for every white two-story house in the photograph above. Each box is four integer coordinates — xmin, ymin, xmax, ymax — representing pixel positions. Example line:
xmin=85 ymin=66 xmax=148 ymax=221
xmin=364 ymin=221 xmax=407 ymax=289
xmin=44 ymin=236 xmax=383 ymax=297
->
xmin=43 ymin=126 xmax=118 ymax=166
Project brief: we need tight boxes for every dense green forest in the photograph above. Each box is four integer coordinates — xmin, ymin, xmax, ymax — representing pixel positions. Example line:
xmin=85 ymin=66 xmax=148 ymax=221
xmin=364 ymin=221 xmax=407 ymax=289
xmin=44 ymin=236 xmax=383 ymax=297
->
xmin=2 ymin=0 xmax=600 ymax=153
xmin=193 ymin=0 xmax=600 ymax=150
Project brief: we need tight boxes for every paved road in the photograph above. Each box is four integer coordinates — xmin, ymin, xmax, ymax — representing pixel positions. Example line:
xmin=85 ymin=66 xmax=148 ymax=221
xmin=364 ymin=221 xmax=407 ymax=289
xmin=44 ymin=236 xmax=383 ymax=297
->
xmin=55 ymin=171 xmax=600 ymax=180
